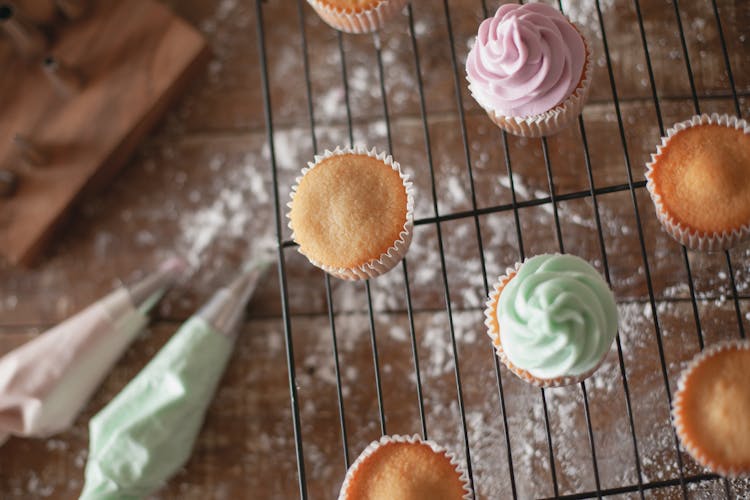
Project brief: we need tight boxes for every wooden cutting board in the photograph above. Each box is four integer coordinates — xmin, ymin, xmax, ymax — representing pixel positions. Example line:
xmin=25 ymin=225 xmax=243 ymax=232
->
xmin=0 ymin=0 xmax=208 ymax=266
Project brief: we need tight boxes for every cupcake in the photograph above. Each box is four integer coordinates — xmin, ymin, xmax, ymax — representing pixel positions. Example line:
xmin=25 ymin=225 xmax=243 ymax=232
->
xmin=484 ymin=254 xmax=618 ymax=387
xmin=338 ymin=434 xmax=471 ymax=500
xmin=466 ymin=3 xmax=592 ymax=137
xmin=287 ymin=146 xmax=414 ymax=280
xmin=307 ymin=0 xmax=407 ymax=34
xmin=645 ymin=113 xmax=750 ymax=252
xmin=672 ymin=340 xmax=750 ymax=477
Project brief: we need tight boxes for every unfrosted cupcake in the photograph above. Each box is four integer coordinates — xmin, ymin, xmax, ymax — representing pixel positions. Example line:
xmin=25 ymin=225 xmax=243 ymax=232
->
xmin=672 ymin=340 xmax=750 ymax=477
xmin=645 ymin=113 xmax=750 ymax=252
xmin=307 ymin=0 xmax=407 ymax=34
xmin=338 ymin=435 xmax=471 ymax=500
xmin=484 ymin=254 xmax=618 ymax=387
xmin=287 ymin=146 xmax=414 ymax=280
xmin=466 ymin=3 xmax=592 ymax=137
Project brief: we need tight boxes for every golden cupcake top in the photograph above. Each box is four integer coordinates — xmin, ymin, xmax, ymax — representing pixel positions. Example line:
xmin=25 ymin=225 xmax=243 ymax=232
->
xmin=674 ymin=341 xmax=750 ymax=475
xmin=289 ymin=151 xmax=409 ymax=270
xmin=317 ymin=0 xmax=384 ymax=11
xmin=649 ymin=122 xmax=750 ymax=233
xmin=341 ymin=438 xmax=468 ymax=500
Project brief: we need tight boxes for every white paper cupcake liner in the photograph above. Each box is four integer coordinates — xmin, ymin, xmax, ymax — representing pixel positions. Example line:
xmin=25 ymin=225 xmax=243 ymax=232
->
xmin=484 ymin=259 xmax=609 ymax=388
xmin=672 ymin=339 xmax=750 ymax=478
xmin=307 ymin=0 xmax=407 ymax=34
xmin=287 ymin=146 xmax=414 ymax=281
xmin=338 ymin=434 xmax=472 ymax=500
xmin=645 ymin=113 xmax=750 ymax=252
xmin=469 ymin=25 xmax=593 ymax=138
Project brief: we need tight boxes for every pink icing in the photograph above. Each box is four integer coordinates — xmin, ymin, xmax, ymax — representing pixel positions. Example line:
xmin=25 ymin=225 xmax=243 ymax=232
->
xmin=466 ymin=3 xmax=586 ymax=117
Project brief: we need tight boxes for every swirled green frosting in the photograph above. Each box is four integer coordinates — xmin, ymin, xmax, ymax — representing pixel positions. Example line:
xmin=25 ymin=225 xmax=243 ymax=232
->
xmin=497 ymin=254 xmax=618 ymax=379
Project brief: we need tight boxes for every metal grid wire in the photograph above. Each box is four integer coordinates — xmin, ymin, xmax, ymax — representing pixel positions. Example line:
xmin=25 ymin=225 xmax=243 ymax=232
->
xmin=254 ymin=0 xmax=747 ymax=498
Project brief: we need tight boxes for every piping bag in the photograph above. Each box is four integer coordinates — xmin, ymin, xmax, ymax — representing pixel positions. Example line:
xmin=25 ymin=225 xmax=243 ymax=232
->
xmin=0 ymin=258 xmax=185 ymax=446
xmin=80 ymin=258 xmax=270 ymax=500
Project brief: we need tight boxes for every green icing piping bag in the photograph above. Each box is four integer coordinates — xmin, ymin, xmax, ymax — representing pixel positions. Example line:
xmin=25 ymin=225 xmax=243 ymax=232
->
xmin=79 ymin=259 xmax=270 ymax=499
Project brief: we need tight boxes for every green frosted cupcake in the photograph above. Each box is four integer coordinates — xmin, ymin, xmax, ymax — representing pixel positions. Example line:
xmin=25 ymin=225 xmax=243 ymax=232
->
xmin=484 ymin=254 xmax=619 ymax=387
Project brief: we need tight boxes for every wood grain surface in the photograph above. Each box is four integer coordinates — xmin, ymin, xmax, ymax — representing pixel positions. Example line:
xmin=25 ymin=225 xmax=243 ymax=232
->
xmin=0 ymin=0 xmax=207 ymax=265
xmin=1 ymin=0 xmax=750 ymax=498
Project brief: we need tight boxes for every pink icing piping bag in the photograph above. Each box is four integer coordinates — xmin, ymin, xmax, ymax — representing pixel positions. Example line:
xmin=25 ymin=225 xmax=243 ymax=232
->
xmin=0 ymin=257 xmax=185 ymax=445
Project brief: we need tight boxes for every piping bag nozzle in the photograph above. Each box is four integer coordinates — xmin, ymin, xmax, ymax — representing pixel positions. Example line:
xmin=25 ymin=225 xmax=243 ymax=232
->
xmin=198 ymin=257 xmax=272 ymax=338
xmin=80 ymin=258 xmax=271 ymax=500
xmin=128 ymin=257 xmax=187 ymax=314
xmin=0 ymin=258 xmax=182 ymax=443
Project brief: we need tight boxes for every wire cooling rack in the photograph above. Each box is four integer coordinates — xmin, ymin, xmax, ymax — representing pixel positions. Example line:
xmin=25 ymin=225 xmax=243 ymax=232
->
xmin=254 ymin=0 xmax=747 ymax=498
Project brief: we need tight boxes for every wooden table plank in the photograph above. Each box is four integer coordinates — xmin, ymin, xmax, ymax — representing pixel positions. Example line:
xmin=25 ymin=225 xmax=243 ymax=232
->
xmin=1 ymin=100 xmax=748 ymax=326
xmin=156 ymin=0 xmax=750 ymax=132
xmin=1 ymin=1 xmax=749 ymax=498
xmin=0 ymin=0 xmax=207 ymax=265
xmin=1 ymin=302 xmax=749 ymax=498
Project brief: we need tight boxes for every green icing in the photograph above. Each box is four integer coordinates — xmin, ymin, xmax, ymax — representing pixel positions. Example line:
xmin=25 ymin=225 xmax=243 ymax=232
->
xmin=80 ymin=317 xmax=233 ymax=500
xmin=497 ymin=254 xmax=618 ymax=379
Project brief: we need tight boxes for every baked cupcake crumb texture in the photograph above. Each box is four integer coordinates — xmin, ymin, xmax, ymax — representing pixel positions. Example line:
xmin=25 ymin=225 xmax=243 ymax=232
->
xmin=288 ymin=146 xmax=414 ymax=280
xmin=673 ymin=340 xmax=750 ymax=477
xmin=307 ymin=0 xmax=407 ymax=33
xmin=338 ymin=435 xmax=471 ymax=500
xmin=646 ymin=113 xmax=750 ymax=251
xmin=315 ymin=0 xmax=383 ymax=10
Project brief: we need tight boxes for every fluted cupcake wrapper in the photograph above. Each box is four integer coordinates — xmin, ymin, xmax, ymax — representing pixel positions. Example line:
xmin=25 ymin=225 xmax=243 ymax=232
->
xmin=469 ymin=26 xmax=593 ymax=138
xmin=484 ymin=260 xmax=607 ymax=388
xmin=337 ymin=434 xmax=472 ymax=500
xmin=645 ymin=113 xmax=750 ymax=252
xmin=307 ymin=0 xmax=407 ymax=34
xmin=672 ymin=339 xmax=750 ymax=478
xmin=287 ymin=146 xmax=414 ymax=281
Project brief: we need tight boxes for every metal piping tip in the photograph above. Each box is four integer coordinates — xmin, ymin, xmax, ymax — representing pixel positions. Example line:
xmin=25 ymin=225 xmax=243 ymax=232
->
xmin=0 ymin=3 xmax=48 ymax=60
xmin=0 ymin=169 xmax=18 ymax=198
xmin=198 ymin=258 xmax=272 ymax=337
xmin=127 ymin=257 xmax=187 ymax=313
xmin=13 ymin=134 xmax=47 ymax=165
xmin=42 ymin=56 xmax=84 ymax=96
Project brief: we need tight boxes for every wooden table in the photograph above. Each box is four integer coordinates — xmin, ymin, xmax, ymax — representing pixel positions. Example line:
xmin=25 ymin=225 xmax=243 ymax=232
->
xmin=1 ymin=0 xmax=749 ymax=498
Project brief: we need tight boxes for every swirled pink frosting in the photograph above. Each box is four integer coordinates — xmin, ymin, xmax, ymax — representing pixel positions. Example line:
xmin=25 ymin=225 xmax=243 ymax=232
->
xmin=466 ymin=3 xmax=586 ymax=117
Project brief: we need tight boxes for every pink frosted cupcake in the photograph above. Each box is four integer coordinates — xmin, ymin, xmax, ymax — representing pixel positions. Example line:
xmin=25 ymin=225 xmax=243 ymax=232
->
xmin=466 ymin=3 xmax=592 ymax=137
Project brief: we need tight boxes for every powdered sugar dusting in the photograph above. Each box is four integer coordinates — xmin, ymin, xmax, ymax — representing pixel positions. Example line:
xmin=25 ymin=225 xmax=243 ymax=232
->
xmin=561 ymin=0 xmax=616 ymax=36
xmin=5 ymin=0 xmax=750 ymax=497
xmin=177 ymin=156 xmax=275 ymax=271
